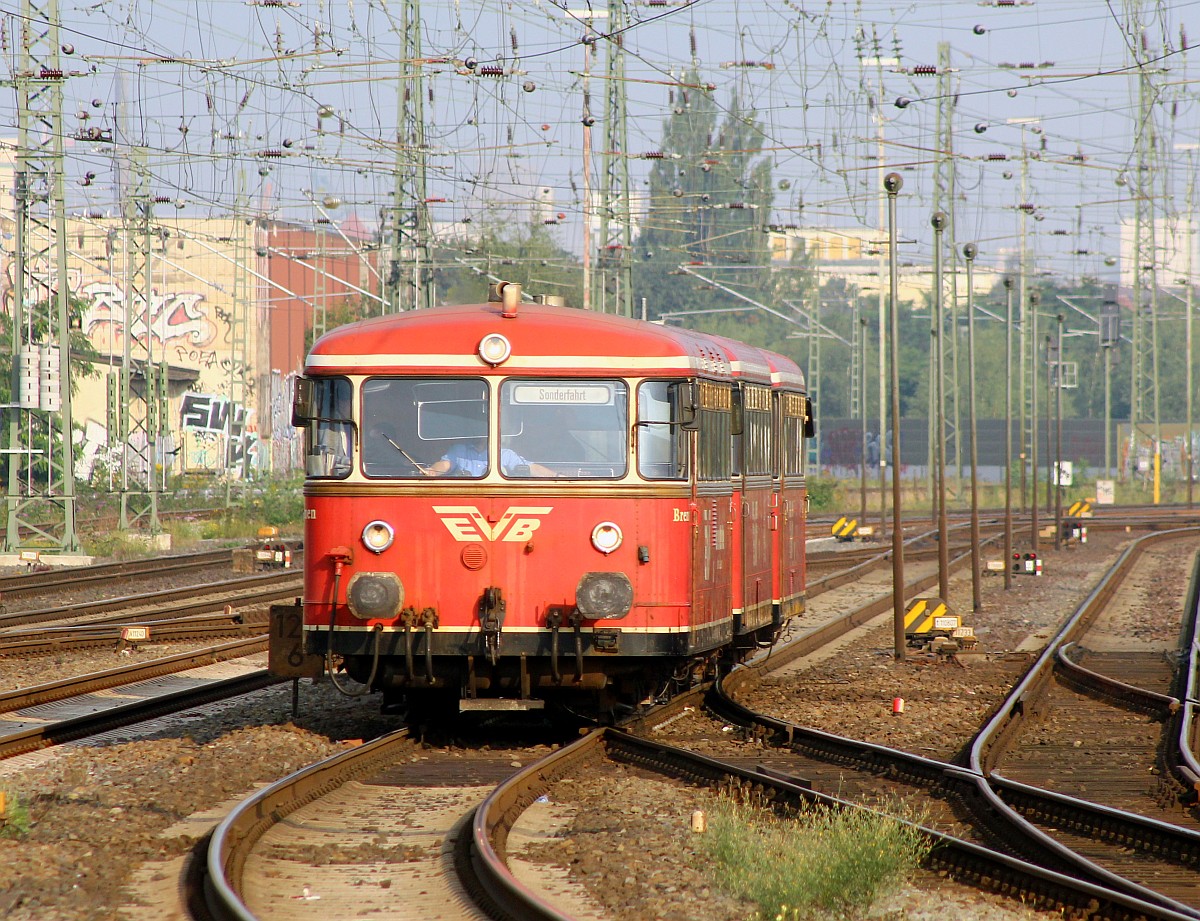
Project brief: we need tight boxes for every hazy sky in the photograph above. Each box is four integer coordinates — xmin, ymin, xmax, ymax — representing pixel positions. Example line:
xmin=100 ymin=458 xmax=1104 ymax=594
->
xmin=4 ymin=1 xmax=1198 ymax=280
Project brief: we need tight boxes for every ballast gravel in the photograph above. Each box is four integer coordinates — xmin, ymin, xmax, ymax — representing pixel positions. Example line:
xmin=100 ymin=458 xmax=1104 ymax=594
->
xmin=0 ymin=525 xmax=1191 ymax=921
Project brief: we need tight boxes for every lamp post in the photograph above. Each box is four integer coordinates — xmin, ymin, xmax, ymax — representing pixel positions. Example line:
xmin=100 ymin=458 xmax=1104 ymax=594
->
xmin=932 ymin=211 xmax=949 ymax=602
xmin=964 ymin=243 xmax=981 ymax=611
xmin=1003 ymin=277 xmax=1014 ymax=591
xmin=1029 ymin=290 xmax=1040 ymax=552
xmin=885 ymin=172 xmax=906 ymax=661
xmin=1054 ymin=314 xmax=1065 ymax=551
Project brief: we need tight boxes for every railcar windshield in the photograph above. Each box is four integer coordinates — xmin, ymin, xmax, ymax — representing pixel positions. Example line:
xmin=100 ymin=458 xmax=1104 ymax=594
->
xmin=361 ymin=377 xmax=489 ymax=478
xmin=499 ymin=379 xmax=629 ymax=479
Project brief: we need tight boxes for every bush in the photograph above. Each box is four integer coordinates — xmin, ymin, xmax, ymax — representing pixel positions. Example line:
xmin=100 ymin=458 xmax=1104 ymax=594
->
xmin=805 ymin=478 xmax=837 ymax=512
xmin=0 ymin=792 xmax=31 ymax=838
xmin=701 ymin=794 xmax=931 ymax=920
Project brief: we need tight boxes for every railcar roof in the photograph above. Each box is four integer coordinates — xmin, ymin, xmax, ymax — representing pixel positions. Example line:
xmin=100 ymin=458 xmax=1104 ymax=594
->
xmin=306 ymin=301 xmax=806 ymax=390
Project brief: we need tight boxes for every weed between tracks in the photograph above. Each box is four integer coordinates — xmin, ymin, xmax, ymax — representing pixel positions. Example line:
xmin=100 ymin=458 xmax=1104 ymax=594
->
xmin=700 ymin=795 xmax=931 ymax=920
xmin=0 ymin=792 xmax=31 ymax=838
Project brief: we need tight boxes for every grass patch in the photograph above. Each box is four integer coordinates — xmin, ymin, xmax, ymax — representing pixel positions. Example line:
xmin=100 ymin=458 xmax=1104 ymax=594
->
xmin=0 ymin=792 xmax=31 ymax=838
xmin=700 ymin=794 xmax=931 ymax=920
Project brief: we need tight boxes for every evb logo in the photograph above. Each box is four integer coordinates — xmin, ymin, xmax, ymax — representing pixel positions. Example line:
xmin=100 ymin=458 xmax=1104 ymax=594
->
xmin=433 ymin=506 xmax=552 ymax=542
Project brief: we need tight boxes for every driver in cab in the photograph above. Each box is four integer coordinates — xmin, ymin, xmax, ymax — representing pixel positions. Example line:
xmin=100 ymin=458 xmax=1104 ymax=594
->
xmin=426 ymin=439 xmax=558 ymax=477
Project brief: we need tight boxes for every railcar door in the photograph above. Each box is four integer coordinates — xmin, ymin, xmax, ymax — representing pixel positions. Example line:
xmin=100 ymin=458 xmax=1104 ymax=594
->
xmin=738 ymin=383 xmax=775 ymax=635
xmin=690 ymin=381 xmax=734 ymax=653
xmin=777 ymin=391 xmax=810 ymax=618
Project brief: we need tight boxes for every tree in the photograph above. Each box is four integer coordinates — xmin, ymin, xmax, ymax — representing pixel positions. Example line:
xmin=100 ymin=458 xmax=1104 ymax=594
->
xmin=635 ymin=72 xmax=779 ymax=321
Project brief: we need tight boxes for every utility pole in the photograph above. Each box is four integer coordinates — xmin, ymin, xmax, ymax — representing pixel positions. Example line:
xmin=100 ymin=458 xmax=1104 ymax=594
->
xmin=859 ymin=36 xmax=897 ymax=540
xmin=387 ymin=0 xmax=434 ymax=312
xmin=5 ymin=0 xmax=79 ymax=553
xmin=1123 ymin=0 xmax=1161 ymax=499
xmin=225 ymin=178 xmax=252 ymax=506
xmin=592 ymin=0 xmax=633 ymax=317
xmin=933 ymin=43 xmax=962 ymax=487
xmin=932 ymin=212 xmax=949 ymax=602
xmin=885 ymin=172 xmax=905 ymax=662
xmin=117 ymin=145 xmax=163 ymax=535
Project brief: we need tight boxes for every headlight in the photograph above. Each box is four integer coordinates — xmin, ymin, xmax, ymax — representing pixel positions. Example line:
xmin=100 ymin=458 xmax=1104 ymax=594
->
xmin=362 ymin=520 xmax=395 ymax=553
xmin=478 ymin=332 xmax=512 ymax=365
xmin=576 ymin=571 xmax=633 ymax=619
xmin=591 ymin=521 xmax=623 ymax=554
xmin=346 ymin=572 xmax=404 ymax=620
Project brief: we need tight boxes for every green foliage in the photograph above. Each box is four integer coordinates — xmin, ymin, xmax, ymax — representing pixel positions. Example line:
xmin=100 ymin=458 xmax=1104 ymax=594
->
xmin=0 ymin=294 xmax=100 ymax=486
xmin=0 ymin=792 xmax=31 ymax=838
xmin=437 ymin=222 xmax=584 ymax=308
xmin=805 ymin=478 xmax=838 ymax=512
xmin=701 ymin=795 xmax=931 ymax=920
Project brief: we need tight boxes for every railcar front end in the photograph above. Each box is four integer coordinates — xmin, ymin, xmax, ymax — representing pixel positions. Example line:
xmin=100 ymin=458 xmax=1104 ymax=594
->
xmin=284 ymin=288 xmax=810 ymax=718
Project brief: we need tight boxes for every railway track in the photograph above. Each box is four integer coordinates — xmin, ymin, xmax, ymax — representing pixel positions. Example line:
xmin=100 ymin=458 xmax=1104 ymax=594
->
xmin=193 ymin=525 xmax=1196 ymax=921
xmin=15 ymin=518 xmax=1199 ymax=921
xmin=0 ymin=548 xmax=236 ymax=602
xmin=0 ymin=569 xmax=300 ymax=632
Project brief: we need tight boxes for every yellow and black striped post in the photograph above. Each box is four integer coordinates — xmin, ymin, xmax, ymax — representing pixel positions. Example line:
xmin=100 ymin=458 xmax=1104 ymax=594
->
xmin=832 ymin=516 xmax=858 ymax=542
xmin=903 ymin=596 xmax=956 ymax=638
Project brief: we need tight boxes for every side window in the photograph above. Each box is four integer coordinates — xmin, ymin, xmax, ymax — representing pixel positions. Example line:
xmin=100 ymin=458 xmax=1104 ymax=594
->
xmin=636 ymin=381 xmax=688 ymax=480
xmin=742 ymin=385 xmax=772 ymax=476
xmin=305 ymin=377 xmax=354 ymax=479
xmin=781 ymin=391 xmax=806 ymax=477
xmin=697 ymin=382 xmax=732 ymax=482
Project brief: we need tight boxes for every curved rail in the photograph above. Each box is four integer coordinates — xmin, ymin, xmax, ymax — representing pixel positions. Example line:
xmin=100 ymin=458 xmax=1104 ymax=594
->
xmin=204 ymin=728 xmax=414 ymax=921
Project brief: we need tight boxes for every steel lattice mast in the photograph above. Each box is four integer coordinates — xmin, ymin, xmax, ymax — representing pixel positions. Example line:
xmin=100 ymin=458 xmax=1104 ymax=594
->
xmin=116 ymin=145 xmax=163 ymax=533
xmin=592 ymin=0 xmax=633 ymax=317
xmin=4 ymin=0 xmax=78 ymax=553
xmin=933 ymin=43 xmax=961 ymax=483
xmin=1123 ymin=1 xmax=1162 ymax=491
xmin=386 ymin=0 xmax=434 ymax=313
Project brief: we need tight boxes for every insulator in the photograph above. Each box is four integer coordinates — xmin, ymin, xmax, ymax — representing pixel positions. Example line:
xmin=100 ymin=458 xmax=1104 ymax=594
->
xmin=39 ymin=345 xmax=61 ymax=413
xmin=986 ymin=153 xmax=1008 ymax=161
xmin=106 ymin=371 xmax=121 ymax=440
xmin=642 ymin=151 xmax=664 ymax=159
xmin=912 ymin=64 xmax=937 ymax=75
xmin=18 ymin=346 xmax=39 ymax=409
xmin=478 ymin=65 xmax=504 ymax=77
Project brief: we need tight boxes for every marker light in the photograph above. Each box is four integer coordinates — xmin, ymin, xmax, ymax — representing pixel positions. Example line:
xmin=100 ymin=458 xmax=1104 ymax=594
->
xmin=361 ymin=519 xmax=395 ymax=553
xmin=591 ymin=521 xmax=623 ymax=555
xmin=478 ymin=333 xmax=512 ymax=365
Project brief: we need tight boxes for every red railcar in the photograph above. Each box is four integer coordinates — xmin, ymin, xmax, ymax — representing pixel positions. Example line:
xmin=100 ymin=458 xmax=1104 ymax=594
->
xmin=284 ymin=283 xmax=813 ymax=718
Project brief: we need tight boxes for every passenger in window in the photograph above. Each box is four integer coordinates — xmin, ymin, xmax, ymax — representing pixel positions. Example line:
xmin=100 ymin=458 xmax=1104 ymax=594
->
xmin=427 ymin=440 xmax=558 ymax=477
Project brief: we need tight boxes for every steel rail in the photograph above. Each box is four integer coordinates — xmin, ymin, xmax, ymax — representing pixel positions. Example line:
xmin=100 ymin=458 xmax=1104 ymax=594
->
xmin=0 ymin=570 xmax=301 ymax=631
xmin=204 ymin=728 xmax=415 ymax=921
xmin=472 ymin=728 xmax=1200 ymax=921
xmin=0 ymin=667 xmax=279 ymax=760
xmin=0 ymin=610 xmax=269 ymax=656
xmin=0 ymin=548 xmax=234 ymax=597
xmin=0 ymin=636 xmax=269 ymax=715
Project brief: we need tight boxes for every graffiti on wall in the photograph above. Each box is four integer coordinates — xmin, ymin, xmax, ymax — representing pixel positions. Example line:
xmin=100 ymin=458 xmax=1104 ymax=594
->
xmin=180 ymin=392 xmax=259 ymax=475
xmin=80 ymin=281 xmax=218 ymax=350
xmin=270 ymin=370 xmax=303 ymax=474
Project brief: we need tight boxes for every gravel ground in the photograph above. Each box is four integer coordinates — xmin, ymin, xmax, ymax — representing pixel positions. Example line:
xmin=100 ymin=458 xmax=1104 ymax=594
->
xmin=0 ymin=525 xmax=1193 ymax=921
